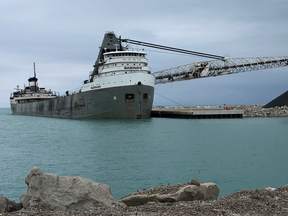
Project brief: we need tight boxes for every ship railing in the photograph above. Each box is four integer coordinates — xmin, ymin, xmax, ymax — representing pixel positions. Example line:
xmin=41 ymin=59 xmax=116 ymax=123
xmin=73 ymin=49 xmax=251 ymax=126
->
xmin=62 ymin=87 xmax=82 ymax=96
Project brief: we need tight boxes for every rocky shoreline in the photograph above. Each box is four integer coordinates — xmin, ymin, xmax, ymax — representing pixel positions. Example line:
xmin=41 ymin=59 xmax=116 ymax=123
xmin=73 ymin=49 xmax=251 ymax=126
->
xmin=1 ymin=167 xmax=288 ymax=215
xmin=153 ymin=104 xmax=288 ymax=118
xmin=3 ymin=185 xmax=288 ymax=215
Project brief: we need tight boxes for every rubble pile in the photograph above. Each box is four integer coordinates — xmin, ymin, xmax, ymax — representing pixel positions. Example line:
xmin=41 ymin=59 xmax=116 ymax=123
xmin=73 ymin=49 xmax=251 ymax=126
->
xmin=240 ymin=105 xmax=288 ymax=117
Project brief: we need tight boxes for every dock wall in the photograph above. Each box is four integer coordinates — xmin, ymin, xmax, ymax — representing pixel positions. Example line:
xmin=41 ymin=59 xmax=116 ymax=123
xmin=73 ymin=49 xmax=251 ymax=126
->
xmin=151 ymin=109 xmax=243 ymax=119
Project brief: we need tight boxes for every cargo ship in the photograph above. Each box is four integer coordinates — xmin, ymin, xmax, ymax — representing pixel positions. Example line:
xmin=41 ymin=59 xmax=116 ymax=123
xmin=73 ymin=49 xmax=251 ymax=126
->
xmin=10 ymin=32 xmax=155 ymax=119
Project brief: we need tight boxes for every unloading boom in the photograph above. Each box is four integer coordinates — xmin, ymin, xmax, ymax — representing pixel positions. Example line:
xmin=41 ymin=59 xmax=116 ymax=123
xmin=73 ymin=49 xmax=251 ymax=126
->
xmin=152 ymin=56 xmax=288 ymax=84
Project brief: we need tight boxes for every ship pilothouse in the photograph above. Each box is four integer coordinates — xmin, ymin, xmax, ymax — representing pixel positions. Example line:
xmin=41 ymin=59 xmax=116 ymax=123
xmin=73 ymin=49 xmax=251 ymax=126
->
xmin=97 ymin=50 xmax=151 ymax=76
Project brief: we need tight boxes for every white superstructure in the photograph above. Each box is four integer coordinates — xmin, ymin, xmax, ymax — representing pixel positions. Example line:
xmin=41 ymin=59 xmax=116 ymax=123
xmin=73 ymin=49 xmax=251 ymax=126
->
xmin=81 ymin=50 xmax=155 ymax=92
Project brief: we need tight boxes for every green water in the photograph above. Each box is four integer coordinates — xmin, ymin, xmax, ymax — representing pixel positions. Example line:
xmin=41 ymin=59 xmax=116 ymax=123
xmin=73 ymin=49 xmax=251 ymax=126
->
xmin=0 ymin=108 xmax=288 ymax=202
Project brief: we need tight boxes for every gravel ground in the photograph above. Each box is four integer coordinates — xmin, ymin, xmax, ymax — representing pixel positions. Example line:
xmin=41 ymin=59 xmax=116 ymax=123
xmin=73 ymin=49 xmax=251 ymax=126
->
xmin=5 ymin=184 xmax=288 ymax=216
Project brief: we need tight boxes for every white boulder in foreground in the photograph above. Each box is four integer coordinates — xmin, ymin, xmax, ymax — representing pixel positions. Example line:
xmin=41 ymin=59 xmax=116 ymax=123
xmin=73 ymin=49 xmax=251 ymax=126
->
xmin=20 ymin=167 xmax=124 ymax=211
xmin=119 ymin=182 xmax=220 ymax=206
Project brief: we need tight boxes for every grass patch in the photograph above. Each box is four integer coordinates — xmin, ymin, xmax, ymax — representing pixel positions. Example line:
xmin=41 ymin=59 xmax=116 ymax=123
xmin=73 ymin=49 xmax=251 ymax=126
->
xmin=250 ymin=193 xmax=266 ymax=201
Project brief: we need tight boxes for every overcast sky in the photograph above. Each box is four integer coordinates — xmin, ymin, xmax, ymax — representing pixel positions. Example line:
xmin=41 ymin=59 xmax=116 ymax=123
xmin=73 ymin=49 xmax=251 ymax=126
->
xmin=1 ymin=0 xmax=288 ymax=107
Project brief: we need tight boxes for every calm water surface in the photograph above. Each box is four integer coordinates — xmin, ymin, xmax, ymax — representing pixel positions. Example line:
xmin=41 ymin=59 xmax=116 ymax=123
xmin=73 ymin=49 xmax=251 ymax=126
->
xmin=0 ymin=108 xmax=288 ymax=201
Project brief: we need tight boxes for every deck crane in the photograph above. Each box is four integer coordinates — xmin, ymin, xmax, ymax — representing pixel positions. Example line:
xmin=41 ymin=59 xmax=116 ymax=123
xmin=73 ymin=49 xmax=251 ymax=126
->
xmin=120 ymin=38 xmax=288 ymax=84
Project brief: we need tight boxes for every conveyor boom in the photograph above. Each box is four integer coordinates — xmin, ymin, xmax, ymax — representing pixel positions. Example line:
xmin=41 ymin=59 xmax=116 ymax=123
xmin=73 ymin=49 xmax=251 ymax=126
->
xmin=152 ymin=56 xmax=288 ymax=84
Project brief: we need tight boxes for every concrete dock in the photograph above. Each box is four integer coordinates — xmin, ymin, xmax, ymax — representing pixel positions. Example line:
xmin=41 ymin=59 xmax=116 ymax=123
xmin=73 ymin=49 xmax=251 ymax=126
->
xmin=151 ymin=107 xmax=244 ymax=119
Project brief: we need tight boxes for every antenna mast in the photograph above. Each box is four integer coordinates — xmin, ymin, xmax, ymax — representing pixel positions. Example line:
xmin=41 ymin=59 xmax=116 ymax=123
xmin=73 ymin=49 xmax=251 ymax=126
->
xmin=33 ymin=62 xmax=37 ymax=92
xmin=33 ymin=62 xmax=36 ymax=77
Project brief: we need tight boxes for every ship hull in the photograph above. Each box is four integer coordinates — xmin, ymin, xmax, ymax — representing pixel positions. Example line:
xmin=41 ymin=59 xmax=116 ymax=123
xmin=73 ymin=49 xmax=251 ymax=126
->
xmin=10 ymin=84 xmax=154 ymax=119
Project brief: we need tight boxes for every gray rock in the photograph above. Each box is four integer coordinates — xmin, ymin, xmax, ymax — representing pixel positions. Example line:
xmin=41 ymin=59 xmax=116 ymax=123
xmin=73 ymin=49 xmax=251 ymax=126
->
xmin=0 ymin=196 xmax=22 ymax=213
xmin=20 ymin=167 xmax=125 ymax=211
xmin=119 ymin=183 xmax=220 ymax=206
xmin=190 ymin=178 xmax=200 ymax=186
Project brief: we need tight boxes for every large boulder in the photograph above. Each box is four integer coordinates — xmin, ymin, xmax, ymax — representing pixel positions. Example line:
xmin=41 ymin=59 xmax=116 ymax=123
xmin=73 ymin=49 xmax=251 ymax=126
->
xmin=0 ymin=196 xmax=22 ymax=213
xmin=20 ymin=167 xmax=125 ymax=211
xmin=119 ymin=182 xmax=220 ymax=206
